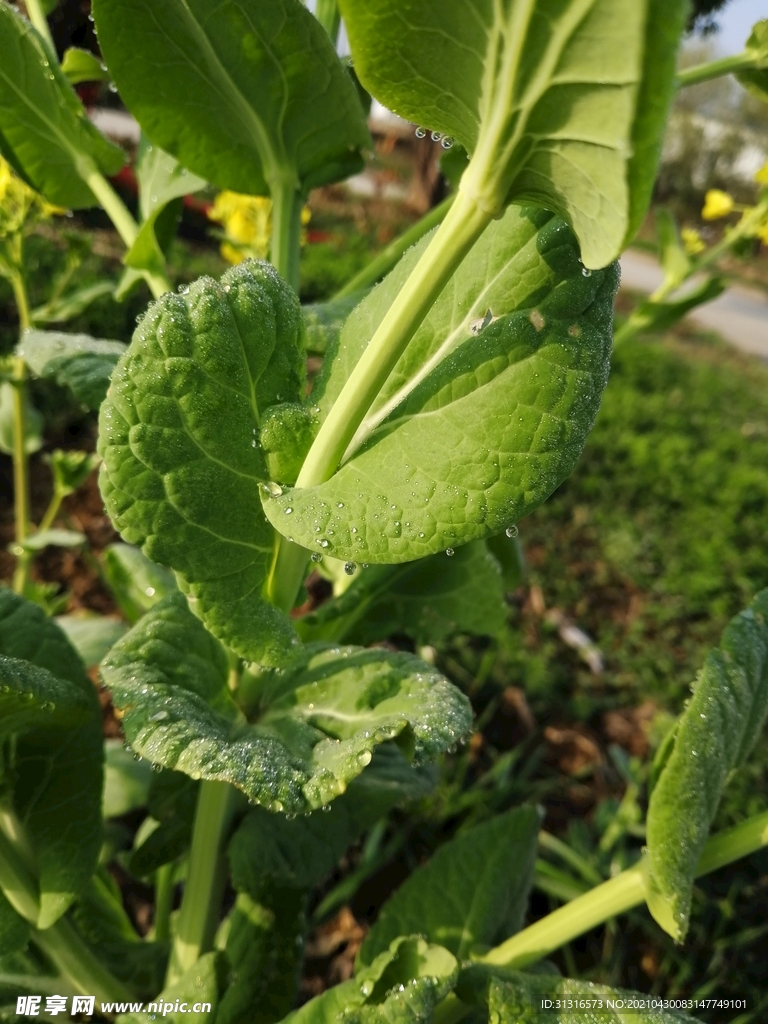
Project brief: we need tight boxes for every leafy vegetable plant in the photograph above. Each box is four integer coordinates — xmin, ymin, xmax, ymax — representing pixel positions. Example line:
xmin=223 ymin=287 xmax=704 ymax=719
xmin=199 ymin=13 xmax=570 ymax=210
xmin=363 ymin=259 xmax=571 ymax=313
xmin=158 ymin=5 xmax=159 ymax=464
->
xmin=1 ymin=0 xmax=768 ymax=1021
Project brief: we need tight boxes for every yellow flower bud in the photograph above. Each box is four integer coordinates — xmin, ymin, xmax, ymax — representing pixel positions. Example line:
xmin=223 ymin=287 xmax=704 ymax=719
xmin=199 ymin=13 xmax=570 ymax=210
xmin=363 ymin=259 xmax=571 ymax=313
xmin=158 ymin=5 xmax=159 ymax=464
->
xmin=701 ymin=189 xmax=735 ymax=220
xmin=681 ymin=227 xmax=705 ymax=255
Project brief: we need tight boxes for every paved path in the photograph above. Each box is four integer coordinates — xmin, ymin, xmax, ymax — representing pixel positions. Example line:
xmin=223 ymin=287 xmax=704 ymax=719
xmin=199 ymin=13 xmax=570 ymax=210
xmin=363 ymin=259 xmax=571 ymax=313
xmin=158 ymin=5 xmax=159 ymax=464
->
xmin=619 ymin=249 xmax=768 ymax=360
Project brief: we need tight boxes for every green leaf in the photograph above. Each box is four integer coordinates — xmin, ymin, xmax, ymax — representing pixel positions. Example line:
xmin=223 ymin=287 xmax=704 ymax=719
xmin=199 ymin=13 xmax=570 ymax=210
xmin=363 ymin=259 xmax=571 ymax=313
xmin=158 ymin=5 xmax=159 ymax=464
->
xmin=60 ymin=47 xmax=111 ymax=85
xmin=71 ymin=870 xmax=169 ymax=996
xmin=297 ymin=542 xmax=506 ymax=646
xmin=129 ymin=769 xmax=197 ymax=876
xmin=461 ymin=971 xmax=696 ymax=1023
xmin=98 ymin=261 xmax=304 ymax=663
xmin=655 ymin=208 xmax=690 ymax=289
xmin=54 ymin=615 xmax=127 ymax=669
xmin=229 ymin=745 xmax=435 ymax=892
xmin=486 ymin=531 xmax=525 ymax=590
xmin=31 ymin=280 xmax=116 ymax=326
xmin=302 ymin=293 xmax=369 ymax=355
xmin=101 ymin=593 xmax=471 ymax=813
xmin=263 ymin=208 xmax=618 ymax=562
xmin=123 ymin=137 xmax=207 ymax=284
xmin=359 ymin=807 xmax=541 ymax=965
xmin=735 ymin=21 xmax=768 ymax=102
xmin=625 ymin=277 xmax=726 ymax=338
xmin=282 ymin=936 xmax=457 ymax=1024
xmin=103 ymin=738 xmax=153 ymax=818
xmin=101 ymin=544 xmax=178 ymax=625
xmin=645 ymin=589 xmax=768 ymax=941
xmin=0 ymin=383 xmax=42 ymax=457
xmin=116 ymin=951 xmax=219 ymax=1024
xmin=92 ymin=0 xmax=371 ymax=196
xmin=15 ymin=529 xmax=86 ymax=553
xmin=0 ymin=654 xmax=92 ymax=740
xmin=0 ymin=589 xmax=103 ymax=929
xmin=17 ymin=330 xmax=127 ymax=410
xmin=45 ymin=450 xmax=100 ymax=497
xmin=0 ymin=2 xmax=124 ymax=208
xmin=338 ymin=0 xmax=688 ymax=268
xmin=216 ymin=889 xmax=305 ymax=1024
xmin=0 ymin=892 xmax=28 ymax=957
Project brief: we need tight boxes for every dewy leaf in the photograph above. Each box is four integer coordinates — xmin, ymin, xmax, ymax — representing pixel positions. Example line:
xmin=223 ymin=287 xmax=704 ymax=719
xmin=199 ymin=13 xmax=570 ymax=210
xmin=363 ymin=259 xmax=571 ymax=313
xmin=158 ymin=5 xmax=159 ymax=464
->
xmin=0 ymin=655 xmax=92 ymax=739
xmin=302 ymin=292 xmax=369 ymax=356
xmin=645 ymin=589 xmax=768 ymax=942
xmin=101 ymin=543 xmax=178 ymax=625
xmin=116 ymin=950 xmax=218 ymax=1024
xmin=263 ymin=208 xmax=618 ymax=563
xmin=101 ymin=594 xmax=471 ymax=814
xmin=359 ymin=807 xmax=541 ymax=966
xmin=463 ymin=972 xmax=697 ymax=1023
xmin=0 ymin=2 xmax=124 ymax=208
xmin=283 ymin=936 xmax=457 ymax=1024
xmin=17 ymin=330 xmax=127 ymax=411
xmin=98 ymin=260 xmax=305 ymax=663
xmin=0 ymin=589 xmax=103 ymax=929
xmin=93 ymin=0 xmax=371 ymax=196
xmin=338 ymin=0 xmax=688 ymax=268
xmin=297 ymin=542 xmax=506 ymax=646
xmin=229 ymin=746 xmax=435 ymax=893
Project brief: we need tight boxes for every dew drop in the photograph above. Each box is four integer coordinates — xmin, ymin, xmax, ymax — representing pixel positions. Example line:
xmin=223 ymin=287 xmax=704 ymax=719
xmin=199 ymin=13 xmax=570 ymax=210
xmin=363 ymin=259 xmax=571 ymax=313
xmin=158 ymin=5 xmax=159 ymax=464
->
xmin=446 ymin=548 xmax=454 ymax=557
xmin=310 ymin=552 xmax=323 ymax=563
xmin=441 ymin=136 xmax=454 ymax=149
xmin=414 ymin=126 xmax=427 ymax=138
xmin=431 ymin=130 xmax=443 ymax=142
xmin=145 ymin=586 xmax=156 ymax=597
xmin=505 ymin=525 xmax=519 ymax=538
xmin=344 ymin=561 xmax=356 ymax=575
xmin=284 ymin=507 xmax=293 ymax=514
xmin=581 ymin=267 xmax=592 ymax=277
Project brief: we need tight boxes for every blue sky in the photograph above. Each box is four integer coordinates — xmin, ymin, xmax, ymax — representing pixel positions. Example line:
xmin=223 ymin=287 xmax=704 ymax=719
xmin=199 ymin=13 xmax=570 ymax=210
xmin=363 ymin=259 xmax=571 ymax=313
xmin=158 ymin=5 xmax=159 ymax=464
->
xmin=714 ymin=0 xmax=766 ymax=53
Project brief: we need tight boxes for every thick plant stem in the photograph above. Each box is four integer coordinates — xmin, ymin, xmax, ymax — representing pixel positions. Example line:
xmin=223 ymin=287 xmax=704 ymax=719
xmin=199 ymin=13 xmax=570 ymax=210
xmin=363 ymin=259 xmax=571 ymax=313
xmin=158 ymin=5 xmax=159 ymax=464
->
xmin=433 ymin=811 xmax=768 ymax=1024
xmin=10 ymin=274 xmax=33 ymax=595
xmin=270 ymin=182 xmax=303 ymax=293
xmin=0 ymin=823 xmax=132 ymax=1000
xmin=677 ymin=51 xmax=756 ymax=88
xmin=268 ymin=534 xmax=310 ymax=614
xmin=167 ymin=780 xmax=238 ymax=985
xmin=80 ymin=163 xmax=171 ymax=300
xmin=334 ymin=195 xmax=455 ymax=300
xmin=296 ymin=189 xmax=492 ymax=490
xmin=24 ymin=0 xmax=56 ymax=52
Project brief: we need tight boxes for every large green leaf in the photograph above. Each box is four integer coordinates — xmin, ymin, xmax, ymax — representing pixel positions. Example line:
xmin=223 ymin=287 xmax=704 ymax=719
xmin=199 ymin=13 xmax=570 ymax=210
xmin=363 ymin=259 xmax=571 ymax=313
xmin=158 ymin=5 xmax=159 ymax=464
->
xmin=98 ymin=260 xmax=304 ymax=663
xmin=359 ymin=807 xmax=541 ymax=965
xmin=18 ymin=330 xmax=127 ymax=411
xmin=338 ymin=0 xmax=688 ymax=268
xmin=645 ymin=589 xmax=768 ymax=941
xmin=0 ymin=589 xmax=103 ymax=929
xmin=282 ymin=936 xmax=457 ymax=1024
xmin=0 ymin=2 xmax=124 ymax=208
xmin=263 ymin=208 xmax=618 ymax=562
xmin=229 ymin=746 xmax=435 ymax=893
xmin=297 ymin=541 xmax=506 ymax=646
xmin=0 ymin=654 xmax=92 ymax=736
xmin=101 ymin=594 xmax=471 ymax=814
xmin=459 ymin=970 xmax=696 ymax=1023
xmin=92 ymin=0 xmax=371 ymax=196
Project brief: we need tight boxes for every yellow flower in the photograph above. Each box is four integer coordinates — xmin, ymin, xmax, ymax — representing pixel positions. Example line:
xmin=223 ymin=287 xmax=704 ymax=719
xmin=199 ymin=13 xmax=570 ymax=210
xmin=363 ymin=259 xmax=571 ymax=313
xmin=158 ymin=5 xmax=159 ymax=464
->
xmin=208 ymin=190 xmax=272 ymax=264
xmin=701 ymin=189 xmax=735 ymax=220
xmin=757 ymin=220 xmax=768 ymax=245
xmin=755 ymin=161 xmax=768 ymax=188
xmin=681 ymin=227 xmax=705 ymax=255
xmin=0 ymin=155 xmax=63 ymax=242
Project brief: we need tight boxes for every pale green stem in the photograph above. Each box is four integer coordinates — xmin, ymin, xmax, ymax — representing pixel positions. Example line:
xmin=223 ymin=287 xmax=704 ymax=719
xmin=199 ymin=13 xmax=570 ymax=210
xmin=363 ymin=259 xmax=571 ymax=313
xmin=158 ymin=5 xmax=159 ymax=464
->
xmin=80 ymin=163 xmax=172 ymax=300
xmin=314 ymin=0 xmax=341 ymax=43
xmin=334 ymin=195 xmax=455 ymax=300
xmin=153 ymin=863 xmax=174 ymax=943
xmin=10 ymin=273 xmax=33 ymax=595
xmin=0 ymin=820 xmax=132 ymax=1000
xmin=433 ymin=810 xmax=768 ymax=1024
xmin=166 ymin=781 xmax=238 ymax=986
xmin=676 ymin=50 xmax=756 ymax=88
xmin=270 ymin=181 xmax=303 ymax=293
xmin=37 ymin=488 xmax=64 ymax=534
xmin=24 ymin=0 xmax=56 ymax=53
xmin=296 ymin=188 xmax=492 ymax=490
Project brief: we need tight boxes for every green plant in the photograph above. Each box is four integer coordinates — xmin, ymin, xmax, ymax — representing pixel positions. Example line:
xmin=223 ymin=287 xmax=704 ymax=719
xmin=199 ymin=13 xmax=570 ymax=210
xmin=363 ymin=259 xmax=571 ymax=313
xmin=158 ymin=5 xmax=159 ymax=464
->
xmin=1 ymin=1 xmax=768 ymax=1022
